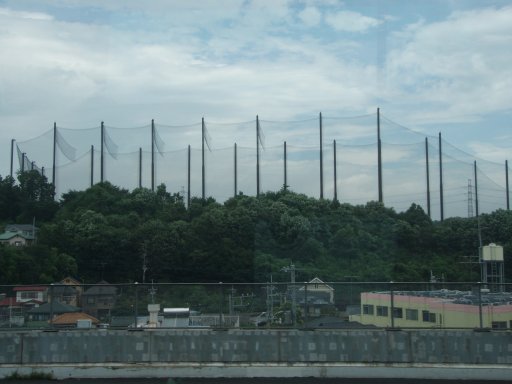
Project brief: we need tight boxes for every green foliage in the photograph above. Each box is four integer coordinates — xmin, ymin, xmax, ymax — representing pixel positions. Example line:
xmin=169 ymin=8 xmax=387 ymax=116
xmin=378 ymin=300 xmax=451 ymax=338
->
xmin=2 ymin=172 xmax=512 ymax=284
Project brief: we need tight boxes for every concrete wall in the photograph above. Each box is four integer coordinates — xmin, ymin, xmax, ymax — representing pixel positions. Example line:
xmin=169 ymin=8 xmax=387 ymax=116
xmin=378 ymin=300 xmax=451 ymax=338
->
xmin=1 ymin=328 xmax=512 ymax=366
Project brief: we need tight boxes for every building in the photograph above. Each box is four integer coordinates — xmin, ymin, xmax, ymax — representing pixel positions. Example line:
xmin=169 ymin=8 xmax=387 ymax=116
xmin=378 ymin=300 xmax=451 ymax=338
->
xmin=0 ymin=224 xmax=38 ymax=246
xmin=49 ymin=277 xmax=83 ymax=307
xmin=81 ymin=281 xmax=117 ymax=321
xmin=13 ymin=286 xmax=47 ymax=304
xmin=297 ymin=277 xmax=335 ymax=317
xmin=51 ymin=312 xmax=100 ymax=328
xmin=350 ymin=289 xmax=512 ymax=329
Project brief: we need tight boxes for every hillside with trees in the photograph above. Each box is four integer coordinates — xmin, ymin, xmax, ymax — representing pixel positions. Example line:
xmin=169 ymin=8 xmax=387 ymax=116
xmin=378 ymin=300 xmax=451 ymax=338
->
xmin=1 ymin=170 xmax=511 ymax=285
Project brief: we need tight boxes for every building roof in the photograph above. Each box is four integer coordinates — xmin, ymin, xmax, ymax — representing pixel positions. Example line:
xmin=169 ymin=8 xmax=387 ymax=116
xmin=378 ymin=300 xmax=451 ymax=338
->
xmin=51 ymin=312 xmax=99 ymax=325
xmin=368 ymin=289 xmax=512 ymax=307
xmin=5 ymin=224 xmax=38 ymax=233
xmin=0 ymin=231 xmax=34 ymax=241
xmin=13 ymin=286 xmax=47 ymax=292
xmin=51 ymin=285 xmax=79 ymax=295
xmin=0 ymin=297 xmax=18 ymax=307
xmin=83 ymin=281 xmax=117 ymax=296
xmin=27 ymin=301 xmax=81 ymax=314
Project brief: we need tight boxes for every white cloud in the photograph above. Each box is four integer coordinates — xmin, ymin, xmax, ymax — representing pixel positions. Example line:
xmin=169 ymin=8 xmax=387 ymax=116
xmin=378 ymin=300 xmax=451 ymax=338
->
xmin=325 ymin=10 xmax=382 ymax=32
xmin=298 ymin=6 xmax=322 ymax=27
xmin=384 ymin=6 xmax=512 ymax=122
xmin=0 ymin=6 xmax=53 ymax=21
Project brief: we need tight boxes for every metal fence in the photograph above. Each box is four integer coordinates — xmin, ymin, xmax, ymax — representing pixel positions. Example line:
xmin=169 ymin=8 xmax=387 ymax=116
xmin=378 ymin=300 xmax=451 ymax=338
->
xmin=1 ymin=281 xmax=511 ymax=331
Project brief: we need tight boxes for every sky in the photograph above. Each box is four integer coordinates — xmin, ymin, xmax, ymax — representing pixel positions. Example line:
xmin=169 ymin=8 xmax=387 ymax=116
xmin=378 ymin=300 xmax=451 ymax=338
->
xmin=0 ymin=0 xmax=511 ymax=215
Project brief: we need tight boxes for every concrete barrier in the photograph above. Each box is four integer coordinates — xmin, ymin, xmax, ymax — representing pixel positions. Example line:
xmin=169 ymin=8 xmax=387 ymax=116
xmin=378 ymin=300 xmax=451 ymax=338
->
xmin=1 ymin=329 xmax=511 ymax=379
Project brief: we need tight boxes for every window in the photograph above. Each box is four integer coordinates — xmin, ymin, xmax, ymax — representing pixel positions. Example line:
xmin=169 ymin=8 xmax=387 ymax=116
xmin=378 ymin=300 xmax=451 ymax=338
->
xmin=362 ymin=304 xmax=374 ymax=315
xmin=422 ymin=310 xmax=436 ymax=323
xmin=376 ymin=306 xmax=388 ymax=317
xmin=492 ymin=321 xmax=507 ymax=329
xmin=406 ymin=309 xmax=418 ymax=321
xmin=392 ymin=307 xmax=403 ymax=318
xmin=21 ymin=292 xmax=38 ymax=300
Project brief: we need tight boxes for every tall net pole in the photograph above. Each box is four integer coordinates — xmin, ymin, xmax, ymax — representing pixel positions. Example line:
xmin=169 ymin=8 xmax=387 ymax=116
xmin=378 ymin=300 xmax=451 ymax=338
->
xmin=139 ymin=147 xmax=142 ymax=189
xmin=506 ymin=160 xmax=509 ymax=210
xmin=319 ymin=112 xmax=324 ymax=199
xmin=151 ymin=119 xmax=155 ymax=192
xmin=284 ymin=141 xmax=287 ymax=190
xmin=333 ymin=139 xmax=338 ymax=202
xmin=474 ymin=160 xmax=479 ymax=217
xmin=234 ymin=143 xmax=237 ymax=197
xmin=100 ymin=121 xmax=104 ymax=183
xmin=377 ymin=108 xmax=383 ymax=203
xmin=10 ymin=139 xmax=14 ymax=178
xmin=439 ymin=132 xmax=444 ymax=221
xmin=425 ymin=137 xmax=431 ymax=218
xmin=256 ymin=115 xmax=260 ymax=197
xmin=52 ymin=122 xmax=57 ymax=187
xmin=90 ymin=145 xmax=94 ymax=188
xmin=202 ymin=118 xmax=205 ymax=200
xmin=187 ymin=144 xmax=191 ymax=208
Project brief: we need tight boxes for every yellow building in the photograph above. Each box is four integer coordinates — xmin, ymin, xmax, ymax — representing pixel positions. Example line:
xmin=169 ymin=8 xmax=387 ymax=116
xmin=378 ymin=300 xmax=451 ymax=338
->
xmin=350 ymin=289 xmax=512 ymax=329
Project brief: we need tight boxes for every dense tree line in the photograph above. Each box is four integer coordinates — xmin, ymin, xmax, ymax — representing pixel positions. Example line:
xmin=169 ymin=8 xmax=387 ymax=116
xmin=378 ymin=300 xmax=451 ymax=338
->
xmin=1 ymin=171 xmax=511 ymax=285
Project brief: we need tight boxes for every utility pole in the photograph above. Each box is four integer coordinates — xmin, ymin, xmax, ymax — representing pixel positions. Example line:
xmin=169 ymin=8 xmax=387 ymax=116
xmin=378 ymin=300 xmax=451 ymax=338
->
xmin=281 ymin=264 xmax=297 ymax=326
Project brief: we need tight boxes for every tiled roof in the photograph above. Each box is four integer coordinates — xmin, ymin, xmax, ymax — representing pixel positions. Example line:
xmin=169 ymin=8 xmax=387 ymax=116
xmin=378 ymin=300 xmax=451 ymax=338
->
xmin=51 ymin=312 xmax=99 ymax=325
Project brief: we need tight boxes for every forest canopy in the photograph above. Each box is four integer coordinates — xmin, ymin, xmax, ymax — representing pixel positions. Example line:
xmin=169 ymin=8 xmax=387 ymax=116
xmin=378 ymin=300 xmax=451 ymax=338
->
xmin=1 ymin=171 xmax=511 ymax=285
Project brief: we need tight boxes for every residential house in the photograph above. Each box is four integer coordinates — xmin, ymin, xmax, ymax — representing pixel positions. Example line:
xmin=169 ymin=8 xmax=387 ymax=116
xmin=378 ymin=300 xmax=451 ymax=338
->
xmin=0 ymin=224 xmax=38 ymax=246
xmin=0 ymin=296 xmax=25 ymax=327
xmin=297 ymin=277 xmax=335 ymax=317
xmin=51 ymin=312 xmax=100 ymax=329
xmin=13 ymin=286 xmax=47 ymax=304
xmin=81 ymin=281 xmax=118 ymax=321
xmin=49 ymin=277 xmax=83 ymax=307
xmin=26 ymin=301 xmax=81 ymax=327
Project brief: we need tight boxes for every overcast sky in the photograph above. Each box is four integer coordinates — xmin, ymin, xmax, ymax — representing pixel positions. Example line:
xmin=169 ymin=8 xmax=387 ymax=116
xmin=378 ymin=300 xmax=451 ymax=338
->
xmin=1 ymin=0 xmax=511 ymax=213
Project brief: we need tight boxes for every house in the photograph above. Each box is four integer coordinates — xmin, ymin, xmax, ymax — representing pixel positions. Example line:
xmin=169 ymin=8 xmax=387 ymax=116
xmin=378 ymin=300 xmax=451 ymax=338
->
xmin=81 ymin=281 xmax=117 ymax=321
xmin=13 ymin=286 xmax=47 ymax=304
xmin=297 ymin=277 xmax=335 ymax=317
xmin=26 ymin=301 xmax=81 ymax=327
xmin=0 ymin=296 xmax=26 ymax=327
xmin=0 ymin=224 xmax=38 ymax=246
xmin=0 ymin=231 xmax=35 ymax=246
xmin=51 ymin=312 xmax=100 ymax=328
xmin=4 ymin=224 xmax=38 ymax=237
xmin=49 ymin=277 xmax=83 ymax=307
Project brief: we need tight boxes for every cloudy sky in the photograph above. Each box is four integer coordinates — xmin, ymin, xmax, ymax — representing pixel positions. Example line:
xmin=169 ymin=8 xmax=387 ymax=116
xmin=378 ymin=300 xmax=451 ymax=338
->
xmin=0 ymin=0 xmax=511 ymax=213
